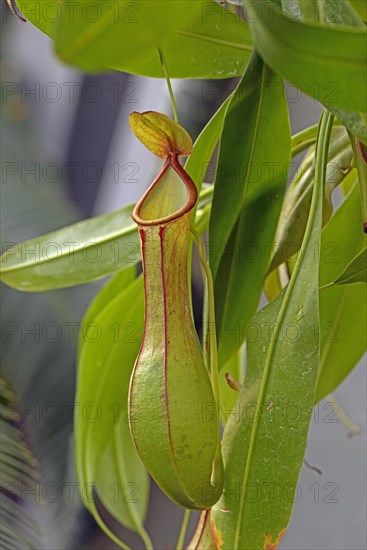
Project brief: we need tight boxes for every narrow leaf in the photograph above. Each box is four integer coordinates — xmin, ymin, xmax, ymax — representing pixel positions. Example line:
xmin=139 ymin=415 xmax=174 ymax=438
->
xmin=75 ymin=276 xmax=149 ymax=534
xmin=243 ymin=0 xmax=367 ymax=114
xmin=85 ymin=269 xmax=136 ymax=329
xmin=328 ymin=246 xmax=367 ymax=285
xmin=209 ymin=51 xmax=291 ymax=366
xmin=316 ymin=181 xmax=367 ymax=400
xmin=0 ymin=204 xmax=140 ymax=291
xmin=280 ymin=0 xmax=367 ymax=143
xmin=269 ymin=126 xmax=353 ymax=272
xmin=211 ymin=111 xmax=334 ymax=548
xmin=186 ymin=98 xmax=231 ymax=197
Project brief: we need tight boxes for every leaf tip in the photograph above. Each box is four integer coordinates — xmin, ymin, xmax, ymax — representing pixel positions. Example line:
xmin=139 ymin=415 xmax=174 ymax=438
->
xmin=264 ymin=529 xmax=286 ymax=550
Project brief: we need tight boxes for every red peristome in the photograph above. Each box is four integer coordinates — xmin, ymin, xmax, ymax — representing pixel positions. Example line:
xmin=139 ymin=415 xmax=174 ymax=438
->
xmin=132 ymin=153 xmax=197 ymax=227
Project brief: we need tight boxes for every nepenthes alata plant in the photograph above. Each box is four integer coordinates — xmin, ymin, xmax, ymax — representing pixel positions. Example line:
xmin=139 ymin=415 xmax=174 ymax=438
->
xmin=1 ymin=1 xmax=366 ymax=549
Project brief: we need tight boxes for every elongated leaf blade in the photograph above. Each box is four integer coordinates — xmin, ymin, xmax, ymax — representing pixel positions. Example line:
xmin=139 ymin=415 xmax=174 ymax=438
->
xmin=81 ymin=268 xmax=136 ymax=329
xmin=211 ymin=112 xmax=333 ymax=548
xmin=269 ymin=127 xmax=353 ymax=272
xmin=119 ymin=7 xmax=253 ymax=79
xmin=54 ymin=1 xmax=201 ymax=69
xmin=280 ymin=0 xmax=367 ymax=143
xmin=316 ymin=182 xmax=367 ymax=400
xmin=75 ymin=275 xmax=148 ymax=533
xmin=20 ymin=1 xmax=252 ymax=79
xmin=0 ymin=204 xmax=140 ymax=291
xmin=185 ymin=98 xmax=231 ymax=197
xmin=331 ymin=246 xmax=367 ymax=285
xmin=209 ymin=52 xmax=291 ymax=366
xmin=243 ymin=0 xmax=367 ymax=114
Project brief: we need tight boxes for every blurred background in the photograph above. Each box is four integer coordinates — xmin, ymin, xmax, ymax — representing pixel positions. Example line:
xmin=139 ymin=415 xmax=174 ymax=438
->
xmin=1 ymin=3 xmax=366 ymax=549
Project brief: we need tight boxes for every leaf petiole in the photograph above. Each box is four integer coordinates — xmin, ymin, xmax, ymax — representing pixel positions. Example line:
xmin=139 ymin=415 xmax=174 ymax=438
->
xmin=158 ymin=47 xmax=179 ymax=123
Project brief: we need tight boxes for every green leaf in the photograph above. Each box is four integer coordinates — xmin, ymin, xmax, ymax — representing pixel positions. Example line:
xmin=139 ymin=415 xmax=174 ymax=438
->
xmin=269 ymin=126 xmax=353 ymax=272
xmin=315 ymin=181 xmax=367 ymax=400
xmin=80 ymin=268 xmax=136 ymax=332
xmin=349 ymin=135 xmax=367 ymax=228
xmin=75 ymin=275 xmax=149 ymax=535
xmin=0 ymin=203 xmax=140 ymax=291
xmin=218 ymin=351 xmax=243 ymax=424
xmin=349 ymin=0 xmax=367 ymax=21
xmin=54 ymin=1 xmax=201 ymax=69
xmin=186 ymin=97 xmax=231 ymax=197
xmin=21 ymin=1 xmax=253 ymax=79
xmin=280 ymin=0 xmax=367 ymax=143
xmin=281 ymin=0 xmax=365 ymax=26
xmin=211 ymin=111 xmax=334 ymax=548
xmin=122 ymin=6 xmax=253 ymax=79
xmin=327 ymin=246 xmax=367 ymax=285
xmin=0 ymin=97 xmax=230 ymax=293
xmin=329 ymin=109 xmax=367 ymax=145
xmin=209 ymin=52 xmax=291 ymax=367
xmin=242 ymin=0 xmax=367 ymax=113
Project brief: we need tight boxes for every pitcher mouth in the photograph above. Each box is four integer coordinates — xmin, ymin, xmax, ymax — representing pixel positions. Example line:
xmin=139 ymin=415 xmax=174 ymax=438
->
xmin=132 ymin=153 xmax=198 ymax=227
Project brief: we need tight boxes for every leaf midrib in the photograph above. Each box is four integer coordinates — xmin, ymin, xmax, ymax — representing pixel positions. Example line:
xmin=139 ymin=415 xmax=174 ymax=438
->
xmin=177 ymin=30 xmax=252 ymax=51
xmin=0 ymin=221 xmax=137 ymax=273
xmin=233 ymin=111 xmax=332 ymax=548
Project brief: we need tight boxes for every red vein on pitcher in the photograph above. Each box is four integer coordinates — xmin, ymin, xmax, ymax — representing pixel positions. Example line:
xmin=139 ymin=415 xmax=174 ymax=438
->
xmin=128 ymin=112 xmax=223 ymax=509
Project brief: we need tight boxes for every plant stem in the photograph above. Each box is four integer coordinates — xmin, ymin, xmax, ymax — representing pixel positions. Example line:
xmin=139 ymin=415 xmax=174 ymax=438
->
xmin=176 ymin=509 xmax=191 ymax=549
xmin=190 ymin=226 xmax=224 ymax=485
xmin=158 ymin=47 xmax=179 ymax=123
